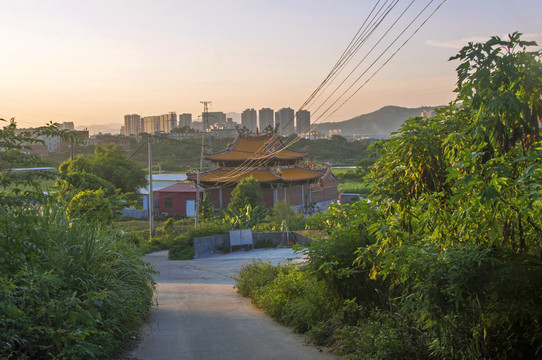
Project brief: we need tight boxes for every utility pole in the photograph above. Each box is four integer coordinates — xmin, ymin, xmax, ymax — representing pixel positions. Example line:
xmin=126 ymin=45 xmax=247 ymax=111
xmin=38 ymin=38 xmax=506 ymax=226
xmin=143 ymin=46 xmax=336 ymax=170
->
xmin=70 ymin=138 xmax=75 ymax=161
xmin=148 ymin=134 xmax=154 ymax=239
xmin=196 ymin=101 xmax=211 ymax=227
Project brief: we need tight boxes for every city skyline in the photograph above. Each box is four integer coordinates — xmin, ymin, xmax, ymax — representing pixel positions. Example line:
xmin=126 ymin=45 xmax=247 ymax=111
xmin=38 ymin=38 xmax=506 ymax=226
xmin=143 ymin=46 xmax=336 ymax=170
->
xmin=1 ymin=0 xmax=541 ymax=129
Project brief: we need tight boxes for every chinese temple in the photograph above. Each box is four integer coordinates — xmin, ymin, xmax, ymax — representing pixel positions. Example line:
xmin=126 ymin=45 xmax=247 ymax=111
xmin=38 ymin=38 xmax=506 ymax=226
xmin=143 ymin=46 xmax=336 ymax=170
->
xmin=186 ymin=131 xmax=338 ymax=211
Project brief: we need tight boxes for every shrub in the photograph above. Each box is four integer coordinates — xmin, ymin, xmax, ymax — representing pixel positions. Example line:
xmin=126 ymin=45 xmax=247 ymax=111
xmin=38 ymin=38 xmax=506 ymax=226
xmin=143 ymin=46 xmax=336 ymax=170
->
xmin=0 ymin=199 xmax=155 ymax=359
xmin=234 ymin=261 xmax=280 ymax=297
xmin=237 ymin=262 xmax=337 ymax=334
xmin=66 ymin=188 xmax=114 ymax=223
xmin=228 ymin=176 xmax=264 ymax=212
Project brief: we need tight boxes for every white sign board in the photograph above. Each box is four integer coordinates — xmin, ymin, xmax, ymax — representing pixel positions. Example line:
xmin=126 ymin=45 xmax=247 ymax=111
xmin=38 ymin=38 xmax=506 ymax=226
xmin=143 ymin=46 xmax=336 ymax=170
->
xmin=229 ymin=229 xmax=253 ymax=252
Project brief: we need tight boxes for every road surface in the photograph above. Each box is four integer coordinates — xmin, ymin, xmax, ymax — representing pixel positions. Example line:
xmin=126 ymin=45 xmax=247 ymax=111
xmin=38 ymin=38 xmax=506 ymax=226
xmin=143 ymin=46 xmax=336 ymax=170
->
xmin=129 ymin=249 xmax=341 ymax=360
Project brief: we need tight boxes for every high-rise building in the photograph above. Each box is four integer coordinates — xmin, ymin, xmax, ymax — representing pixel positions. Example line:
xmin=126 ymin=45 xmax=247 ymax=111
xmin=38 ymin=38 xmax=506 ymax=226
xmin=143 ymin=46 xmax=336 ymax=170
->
xmin=276 ymin=107 xmax=295 ymax=136
xmin=142 ymin=115 xmax=160 ymax=134
xmin=259 ymin=108 xmax=274 ymax=131
xmin=296 ymin=110 xmax=310 ymax=134
xmin=225 ymin=118 xmax=235 ymax=129
xmin=124 ymin=114 xmax=141 ymax=136
xmin=203 ymin=111 xmax=226 ymax=131
xmin=179 ymin=113 xmax=192 ymax=128
xmin=59 ymin=122 xmax=75 ymax=131
xmin=241 ymin=108 xmax=257 ymax=133
xmin=160 ymin=112 xmax=177 ymax=133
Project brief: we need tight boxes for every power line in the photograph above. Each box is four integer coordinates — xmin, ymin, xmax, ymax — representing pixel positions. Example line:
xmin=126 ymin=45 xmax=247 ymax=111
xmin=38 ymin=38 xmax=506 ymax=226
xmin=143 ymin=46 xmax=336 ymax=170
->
xmin=191 ymin=0 xmax=449 ymax=192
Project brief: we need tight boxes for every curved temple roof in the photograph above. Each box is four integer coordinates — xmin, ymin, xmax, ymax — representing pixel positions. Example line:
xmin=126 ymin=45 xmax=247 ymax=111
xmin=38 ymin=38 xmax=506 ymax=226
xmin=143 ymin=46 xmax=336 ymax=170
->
xmin=186 ymin=166 xmax=327 ymax=184
xmin=204 ymin=133 xmax=308 ymax=162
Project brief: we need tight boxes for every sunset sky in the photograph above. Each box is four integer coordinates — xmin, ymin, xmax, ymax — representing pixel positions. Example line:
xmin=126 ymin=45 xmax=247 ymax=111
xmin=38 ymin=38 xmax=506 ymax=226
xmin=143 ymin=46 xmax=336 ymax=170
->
xmin=1 ymin=0 xmax=541 ymax=130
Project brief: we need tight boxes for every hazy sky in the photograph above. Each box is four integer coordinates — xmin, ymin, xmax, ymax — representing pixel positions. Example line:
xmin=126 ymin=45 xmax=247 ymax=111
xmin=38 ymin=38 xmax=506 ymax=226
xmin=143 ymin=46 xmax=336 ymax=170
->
xmin=1 ymin=0 xmax=541 ymax=129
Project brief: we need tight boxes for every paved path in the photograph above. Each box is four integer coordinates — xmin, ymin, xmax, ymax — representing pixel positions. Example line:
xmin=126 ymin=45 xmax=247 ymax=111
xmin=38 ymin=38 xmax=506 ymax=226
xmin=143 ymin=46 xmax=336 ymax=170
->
xmin=130 ymin=249 xmax=341 ymax=360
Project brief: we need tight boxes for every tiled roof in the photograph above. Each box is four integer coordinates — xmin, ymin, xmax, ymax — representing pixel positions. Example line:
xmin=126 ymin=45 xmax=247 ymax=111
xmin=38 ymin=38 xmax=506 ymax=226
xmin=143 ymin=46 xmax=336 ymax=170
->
xmin=191 ymin=169 xmax=280 ymax=183
xmin=280 ymin=167 xmax=327 ymax=182
xmin=204 ymin=133 xmax=308 ymax=162
xmin=187 ymin=166 xmax=325 ymax=184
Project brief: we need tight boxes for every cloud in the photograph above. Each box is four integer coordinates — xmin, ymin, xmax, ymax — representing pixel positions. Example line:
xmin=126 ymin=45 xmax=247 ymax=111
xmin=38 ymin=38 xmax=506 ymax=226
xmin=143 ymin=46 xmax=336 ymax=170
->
xmin=425 ymin=32 xmax=542 ymax=49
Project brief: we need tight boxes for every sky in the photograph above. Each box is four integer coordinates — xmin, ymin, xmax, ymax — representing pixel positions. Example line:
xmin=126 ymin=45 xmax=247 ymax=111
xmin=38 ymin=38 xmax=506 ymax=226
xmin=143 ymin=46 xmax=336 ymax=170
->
xmin=1 ymin=0 xmax=541 ymax=130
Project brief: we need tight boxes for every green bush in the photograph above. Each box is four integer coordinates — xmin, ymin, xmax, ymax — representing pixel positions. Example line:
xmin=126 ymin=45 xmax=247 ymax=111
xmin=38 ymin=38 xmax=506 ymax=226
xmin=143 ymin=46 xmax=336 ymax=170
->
xmin=237 ymin=262 xmax=336 ymax=334
xmin=228 ymin=176 xmax=264 ymax=212
xmin=234 ymin=261 xmax=280 ymax=297
xmin=0 ymin=199 xmax=155 ymax=359
xmin=66 ymin=188 xmax=114 ymax=223
xmin=235 ymin=34 xmax=542 ymax=360
xmin=365 ymin=244 xmax=542 ymax=359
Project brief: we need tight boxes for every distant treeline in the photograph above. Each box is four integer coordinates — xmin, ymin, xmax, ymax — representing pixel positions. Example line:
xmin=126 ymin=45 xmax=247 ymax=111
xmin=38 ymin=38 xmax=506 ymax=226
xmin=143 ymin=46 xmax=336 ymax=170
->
xmin=44 ymin=135 xmax=377 ymax=172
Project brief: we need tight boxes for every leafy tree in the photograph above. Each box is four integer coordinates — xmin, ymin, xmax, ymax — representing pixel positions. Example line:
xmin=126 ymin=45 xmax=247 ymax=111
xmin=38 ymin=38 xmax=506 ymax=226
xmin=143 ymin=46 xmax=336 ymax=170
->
xmin=233 ymin=34 xmax=542 ymax=360
xmin=223 ymin=204 xmax=269 ymax=230
xmin=451 ymin=31 xmax=542 ymax=153
xmin=330 ymin=134 xmax=347 ymax=144
xmin=59 ymin=144 xmax=146 ymax=194
xmin=58 ymin=154 xmax=92 ymax=174
xmin=66 ymin=188 xmax=114 ymax=223
xmin=227 ymin=176 xmax=264 ymax=212
xmin=171 ymin=125 xmax=197 ymax=134
xmin=199 ymin=192 xmax=215 ymax=221
xmin=1 ymin=119 xmax=155 ymax=359
xmin=55 ymin=172 xmax=117 ymax=198
xmin=269 ymin=200 xmax=304 ymax=231
xmin=1 ymin=119 xmax=73 ymax=191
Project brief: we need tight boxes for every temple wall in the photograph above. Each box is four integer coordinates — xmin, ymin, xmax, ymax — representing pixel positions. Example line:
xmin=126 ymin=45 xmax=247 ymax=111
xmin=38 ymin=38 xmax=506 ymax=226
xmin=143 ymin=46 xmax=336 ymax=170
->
xmin=285 ymin=185 xmax=303 ymax=206
xmin=263 ymin=188 xmax=274 ymax=208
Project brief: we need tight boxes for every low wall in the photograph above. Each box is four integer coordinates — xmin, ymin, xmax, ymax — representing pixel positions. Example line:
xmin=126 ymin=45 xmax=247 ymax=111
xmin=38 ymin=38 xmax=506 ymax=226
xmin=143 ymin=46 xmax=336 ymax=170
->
xmin=193 ymin=234 xmax=229 ymax=259
xmin=193 ymin=231 xmax=314 ymax=259
xmin=122 ymin=209 xmax=148 ymax=219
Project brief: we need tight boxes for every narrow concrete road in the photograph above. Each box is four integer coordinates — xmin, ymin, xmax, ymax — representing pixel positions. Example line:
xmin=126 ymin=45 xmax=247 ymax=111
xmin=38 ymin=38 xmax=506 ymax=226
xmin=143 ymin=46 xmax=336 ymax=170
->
xmin=130 ymin=249 xmax=341 ymax=360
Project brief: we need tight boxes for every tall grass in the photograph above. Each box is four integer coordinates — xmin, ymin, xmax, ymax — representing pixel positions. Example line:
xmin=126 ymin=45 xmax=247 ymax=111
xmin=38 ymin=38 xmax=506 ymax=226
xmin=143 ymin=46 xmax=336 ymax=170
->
xmin=0 ymin=196 xmax=156 ymax=359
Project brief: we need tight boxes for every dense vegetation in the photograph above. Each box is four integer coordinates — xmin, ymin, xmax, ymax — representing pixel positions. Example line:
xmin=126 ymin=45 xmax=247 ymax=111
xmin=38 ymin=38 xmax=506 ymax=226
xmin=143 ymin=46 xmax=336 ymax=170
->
xmin=0 ymin=120 xmax=156 ymax=359
xmin=44 ymin=131 xmax=375 ymax=173
xmin=235 ymin=33 xmax=542 ymax=359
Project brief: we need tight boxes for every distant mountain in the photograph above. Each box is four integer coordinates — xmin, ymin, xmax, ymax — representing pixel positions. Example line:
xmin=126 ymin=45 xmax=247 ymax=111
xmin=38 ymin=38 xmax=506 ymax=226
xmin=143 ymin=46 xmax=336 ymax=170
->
xmin=316 ymin=106 xmax=439 ymax=136
xmin=76 ymin=123 xmax=122 ymax=135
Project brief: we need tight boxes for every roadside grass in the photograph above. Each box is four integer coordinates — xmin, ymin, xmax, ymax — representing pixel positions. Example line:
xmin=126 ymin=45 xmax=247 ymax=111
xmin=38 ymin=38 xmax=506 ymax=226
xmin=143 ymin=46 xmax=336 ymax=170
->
xmin=113 ymin=219 xmax=170 ymax=254
xmin=1 ymin=198 xmax=156 ymax=360
xmin=234 ymin=260 xmax=426 ymax=360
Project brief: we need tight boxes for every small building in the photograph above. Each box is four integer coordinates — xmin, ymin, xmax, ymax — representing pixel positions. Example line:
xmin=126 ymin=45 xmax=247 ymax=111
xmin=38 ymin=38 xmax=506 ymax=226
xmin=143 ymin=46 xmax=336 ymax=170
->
xmin=139 ymin=174 xmax=188 ymax=212
xmin=153 ymin=182 xmax=202 ymax=217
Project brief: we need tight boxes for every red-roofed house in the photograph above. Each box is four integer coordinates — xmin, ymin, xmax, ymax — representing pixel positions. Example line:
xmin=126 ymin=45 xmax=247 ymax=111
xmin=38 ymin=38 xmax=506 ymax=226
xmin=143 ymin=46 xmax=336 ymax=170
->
xmin=153 ymin=182 xmax=202 ymax=217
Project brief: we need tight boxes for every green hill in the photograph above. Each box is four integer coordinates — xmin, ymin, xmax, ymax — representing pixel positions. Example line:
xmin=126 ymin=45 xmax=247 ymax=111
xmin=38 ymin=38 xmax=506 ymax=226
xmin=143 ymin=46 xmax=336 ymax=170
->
xmin=316 ymin=105 xmax=439 ymax=136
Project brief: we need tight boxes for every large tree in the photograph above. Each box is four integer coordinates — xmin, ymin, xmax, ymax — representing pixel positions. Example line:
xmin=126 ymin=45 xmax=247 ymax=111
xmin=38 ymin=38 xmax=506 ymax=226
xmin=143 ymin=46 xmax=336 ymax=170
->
xmin=59 ymin=144 xmax=146 ymax=194
xmin=451 ymin=31 xmax=542 ymax=153
xmin=228 ymin=176 xmax=264 ymax=212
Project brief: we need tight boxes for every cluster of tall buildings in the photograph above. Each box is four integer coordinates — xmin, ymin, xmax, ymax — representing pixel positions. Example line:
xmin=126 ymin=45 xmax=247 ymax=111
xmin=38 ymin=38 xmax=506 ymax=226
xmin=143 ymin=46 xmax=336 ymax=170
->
xmin=242 ymin=108 xmax=311 ymax=136
xmin=124 ymin=107 xmax=311 ymax=137
xmin=124 ymin=112 xmax=192 ymax=137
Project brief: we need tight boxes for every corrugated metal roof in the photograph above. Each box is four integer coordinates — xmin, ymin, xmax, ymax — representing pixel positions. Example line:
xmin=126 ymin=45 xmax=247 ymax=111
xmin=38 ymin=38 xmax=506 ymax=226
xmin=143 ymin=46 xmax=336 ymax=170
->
xmin=153 ymin=182 xmax=197 ymax=193
xmin=147 ymin=174 xmax=187 ymax=181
